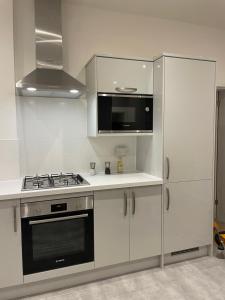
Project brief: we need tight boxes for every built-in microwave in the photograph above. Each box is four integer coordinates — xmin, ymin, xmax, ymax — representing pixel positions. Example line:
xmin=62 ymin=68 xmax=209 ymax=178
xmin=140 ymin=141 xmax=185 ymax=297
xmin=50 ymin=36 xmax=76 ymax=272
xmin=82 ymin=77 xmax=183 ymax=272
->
xmin=98 ymin=93 xmax=153 ymax=133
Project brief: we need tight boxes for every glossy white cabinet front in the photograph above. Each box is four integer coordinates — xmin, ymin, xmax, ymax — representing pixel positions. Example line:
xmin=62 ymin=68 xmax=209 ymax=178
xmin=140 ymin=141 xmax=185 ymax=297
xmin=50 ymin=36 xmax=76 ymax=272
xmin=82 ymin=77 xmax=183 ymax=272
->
xmin=163 ymin=57 xmax=215 ymax=182
xmin=130 ymin=186 xmax=162 ymax=261
xmin=0 ymin=200 xmax=23 ymax=288
xmin=96 ymin=57 xmax=153 ymax=94
xmin=164 ymin=180 xmax=213 ymax=254
xmin=94 ymin=189 xmax=130 ymax=268
xmin=94 ymin=186 xmax=161 ymax=268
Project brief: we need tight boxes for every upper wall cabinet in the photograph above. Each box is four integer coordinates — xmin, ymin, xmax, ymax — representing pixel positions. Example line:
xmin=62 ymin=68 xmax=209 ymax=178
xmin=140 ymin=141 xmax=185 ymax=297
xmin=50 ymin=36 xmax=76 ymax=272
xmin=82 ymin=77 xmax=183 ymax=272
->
xmin=96 ymin=56 xmax=153 ymax=94
xmin=85 ymin=55 xmax=153 ymax=137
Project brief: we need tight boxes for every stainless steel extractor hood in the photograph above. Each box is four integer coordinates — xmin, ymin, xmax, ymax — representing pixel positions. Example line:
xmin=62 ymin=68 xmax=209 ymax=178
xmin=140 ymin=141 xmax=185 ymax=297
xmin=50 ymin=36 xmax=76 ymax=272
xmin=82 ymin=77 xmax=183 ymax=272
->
xmin=16 ymin=0 xmax=86 ymax=99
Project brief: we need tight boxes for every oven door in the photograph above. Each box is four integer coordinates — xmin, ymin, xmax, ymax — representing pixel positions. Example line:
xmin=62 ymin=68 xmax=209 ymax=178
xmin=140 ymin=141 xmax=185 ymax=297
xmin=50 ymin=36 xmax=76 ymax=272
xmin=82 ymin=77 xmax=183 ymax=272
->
xmin=98 ymin=93 xmax=153 ymax=132
xmin=21 ymin=209 xmax=94 ymax=275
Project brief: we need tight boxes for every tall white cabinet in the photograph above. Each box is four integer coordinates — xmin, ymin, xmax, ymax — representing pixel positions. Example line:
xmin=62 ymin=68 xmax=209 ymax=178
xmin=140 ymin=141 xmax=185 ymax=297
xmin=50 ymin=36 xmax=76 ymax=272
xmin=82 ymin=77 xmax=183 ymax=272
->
xmin=153 ymin=55 xmax=216 ymax=254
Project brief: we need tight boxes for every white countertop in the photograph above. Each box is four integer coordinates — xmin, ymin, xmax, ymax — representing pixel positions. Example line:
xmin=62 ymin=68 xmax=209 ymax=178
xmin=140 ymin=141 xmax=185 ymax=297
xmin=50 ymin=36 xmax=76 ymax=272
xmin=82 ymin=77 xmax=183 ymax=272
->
xmin=0 ymin=173 xmax=163 ymax=201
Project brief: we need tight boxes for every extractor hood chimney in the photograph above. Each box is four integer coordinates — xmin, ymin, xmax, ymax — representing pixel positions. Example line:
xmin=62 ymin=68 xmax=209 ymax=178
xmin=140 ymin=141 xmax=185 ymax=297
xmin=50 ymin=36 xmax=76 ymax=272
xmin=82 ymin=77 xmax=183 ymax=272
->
xmin=16 ymin=0 xmax=86 ymax=99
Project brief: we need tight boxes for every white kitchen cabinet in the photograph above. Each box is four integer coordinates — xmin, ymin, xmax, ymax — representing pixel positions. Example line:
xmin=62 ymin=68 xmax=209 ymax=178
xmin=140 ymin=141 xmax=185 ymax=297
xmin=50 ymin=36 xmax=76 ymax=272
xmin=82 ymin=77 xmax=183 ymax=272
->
xmin=96 ymin=56 xmax=153 ymax=94
xmin=155 ymin=55 xmax=216 ymax=255
xmin=86 ymin=55 xmax=154 ymax=137
xmin=94 ymin=189 xmax=130 ymax=268
xmin=130 ymin=186 xmax=162 ymax=261
xmin=163 ymin=57 xmax=215 ymax=182
xmin=0 ymin=200 xmax=23 ymax=288
xmin=164 ymin=180 xmax=213 ymax=254
xmin=94 ymin=186 xmax=162 ymax=268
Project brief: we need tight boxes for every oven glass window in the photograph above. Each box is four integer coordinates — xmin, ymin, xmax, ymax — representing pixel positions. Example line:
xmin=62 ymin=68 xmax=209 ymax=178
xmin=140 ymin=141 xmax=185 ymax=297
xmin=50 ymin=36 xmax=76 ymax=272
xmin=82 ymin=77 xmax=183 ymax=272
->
xmin=32 ymin=219 xmax=85 ymax=261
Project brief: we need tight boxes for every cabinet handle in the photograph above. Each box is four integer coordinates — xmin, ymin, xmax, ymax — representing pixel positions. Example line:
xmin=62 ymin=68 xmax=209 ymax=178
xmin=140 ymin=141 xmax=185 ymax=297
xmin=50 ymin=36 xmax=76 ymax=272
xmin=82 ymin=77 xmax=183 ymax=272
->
xmin=166 ymin=188 xmax=170 ymax=211
xmin=124 ymin=192 xmax=128 ymax=216
xmin=166 ymin=157 xmax=170 ymax=180
xmin=13 ymin=206 xmax=17 ymax=233
xmin=115 ymin=87 xmax=137 ymax=93
xmin=132 ymin=191 xmax=136 ymax=215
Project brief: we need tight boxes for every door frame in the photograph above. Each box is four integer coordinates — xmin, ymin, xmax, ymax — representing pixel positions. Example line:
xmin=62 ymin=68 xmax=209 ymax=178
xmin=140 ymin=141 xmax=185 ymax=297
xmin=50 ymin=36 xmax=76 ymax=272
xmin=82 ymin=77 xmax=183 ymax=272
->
xmin=215 ymin=87 xmax=225 ymax=220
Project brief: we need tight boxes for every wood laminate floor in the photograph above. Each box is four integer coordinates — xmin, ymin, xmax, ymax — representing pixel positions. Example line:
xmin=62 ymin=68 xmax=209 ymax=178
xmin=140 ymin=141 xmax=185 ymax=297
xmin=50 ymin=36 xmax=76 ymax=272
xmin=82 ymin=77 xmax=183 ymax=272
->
xmin=22 ymin=257 xmax=225 ymax=300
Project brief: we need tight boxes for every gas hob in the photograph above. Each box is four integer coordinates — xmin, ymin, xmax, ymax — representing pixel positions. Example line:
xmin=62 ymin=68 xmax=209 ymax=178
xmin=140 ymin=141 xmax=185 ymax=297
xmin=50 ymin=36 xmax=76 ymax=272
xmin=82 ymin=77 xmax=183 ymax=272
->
xmin=22 ymin=173 xmax=89 ymax=190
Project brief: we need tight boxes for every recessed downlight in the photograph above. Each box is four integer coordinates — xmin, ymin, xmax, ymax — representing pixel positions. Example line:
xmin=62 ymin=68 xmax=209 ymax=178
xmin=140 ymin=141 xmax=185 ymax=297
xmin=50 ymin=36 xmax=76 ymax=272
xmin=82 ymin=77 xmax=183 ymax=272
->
xmin=27 ymin=87 xmax=37 ymax=92
xmin=70 ymin=89 xmax=79 ymax=94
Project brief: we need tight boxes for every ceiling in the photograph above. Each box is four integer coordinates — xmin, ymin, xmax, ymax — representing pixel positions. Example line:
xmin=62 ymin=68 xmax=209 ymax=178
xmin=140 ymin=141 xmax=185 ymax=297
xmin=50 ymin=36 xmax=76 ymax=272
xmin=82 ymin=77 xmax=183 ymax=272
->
xmin=74 ymin=0 xmax=225 ymax=30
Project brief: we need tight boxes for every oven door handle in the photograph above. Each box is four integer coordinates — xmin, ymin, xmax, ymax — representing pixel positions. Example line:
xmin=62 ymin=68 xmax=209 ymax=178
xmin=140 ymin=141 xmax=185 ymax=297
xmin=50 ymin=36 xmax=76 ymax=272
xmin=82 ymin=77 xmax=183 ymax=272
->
xmin=29 ymin=214 xmax=89 ymax=225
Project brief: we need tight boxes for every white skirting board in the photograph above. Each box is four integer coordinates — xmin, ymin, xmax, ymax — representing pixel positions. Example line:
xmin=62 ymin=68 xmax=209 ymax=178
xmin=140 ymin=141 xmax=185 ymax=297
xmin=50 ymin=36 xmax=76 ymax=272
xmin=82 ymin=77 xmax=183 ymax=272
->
xmin=0 ymin=246 xmax=209 ymax=300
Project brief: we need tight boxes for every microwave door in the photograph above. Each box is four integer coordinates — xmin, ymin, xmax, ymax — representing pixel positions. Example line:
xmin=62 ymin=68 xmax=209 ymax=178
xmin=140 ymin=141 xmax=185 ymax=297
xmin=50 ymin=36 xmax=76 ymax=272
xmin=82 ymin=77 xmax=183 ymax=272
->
xmin=98 ymin=94 xmax=153 ymax=132
xmin=111 ymin=96 xmax=152 ymax=131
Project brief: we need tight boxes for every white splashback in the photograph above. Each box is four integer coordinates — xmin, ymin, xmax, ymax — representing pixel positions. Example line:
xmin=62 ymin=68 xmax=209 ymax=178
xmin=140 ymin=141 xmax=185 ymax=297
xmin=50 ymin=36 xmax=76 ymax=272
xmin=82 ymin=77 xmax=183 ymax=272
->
xmin=17 ymin=97 xmax=136 ymax=176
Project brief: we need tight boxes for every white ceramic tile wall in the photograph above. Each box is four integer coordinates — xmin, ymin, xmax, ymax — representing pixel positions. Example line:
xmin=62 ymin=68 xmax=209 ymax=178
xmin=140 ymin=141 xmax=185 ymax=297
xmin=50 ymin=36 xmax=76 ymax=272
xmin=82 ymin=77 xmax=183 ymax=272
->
xmin=17 ymin=97 xmax=136 ymax=176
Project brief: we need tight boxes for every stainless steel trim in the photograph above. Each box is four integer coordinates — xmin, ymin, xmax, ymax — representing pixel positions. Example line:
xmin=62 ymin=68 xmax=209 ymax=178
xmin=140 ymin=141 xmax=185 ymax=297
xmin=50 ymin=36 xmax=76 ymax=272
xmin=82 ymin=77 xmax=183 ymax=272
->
xmin=13 ymin=206 xmax=17 ymax=233
xmin=35 ymin=0 xmax=63 ymax=70
xmin=98 ymin=130 xmax=153 ymax=134
xmin=132 ymin=191 xmax=136 ymax=215
xmin=166 ymin=188 xmax=170 ymax=211
xmin=21 ymin=195 xmax=93 ymax=218
xmin=115 ymin=87 xmax=138 ymax=93
xmin=29 ymin=214 xmax=88 ymax=225
xmin=166 ymin=157 xmax=170 ymax=180
xmin=98 ymin=93 xmax=153 ymax=98
xmin=124 ymin=192 xmax=128 ymax=216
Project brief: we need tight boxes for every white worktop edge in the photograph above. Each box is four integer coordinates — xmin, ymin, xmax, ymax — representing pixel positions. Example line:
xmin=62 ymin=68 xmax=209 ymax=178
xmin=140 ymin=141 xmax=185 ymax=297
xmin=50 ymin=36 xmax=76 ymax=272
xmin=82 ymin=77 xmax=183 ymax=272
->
xmin=0 ymin=173 xmax=163 ymax=201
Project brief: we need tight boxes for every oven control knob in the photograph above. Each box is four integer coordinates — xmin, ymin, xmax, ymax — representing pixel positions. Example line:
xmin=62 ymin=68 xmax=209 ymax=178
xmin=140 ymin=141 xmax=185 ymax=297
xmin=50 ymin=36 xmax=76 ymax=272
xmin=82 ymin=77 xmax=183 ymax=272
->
xmin=145 ymin=107 xmax=150 ymax=112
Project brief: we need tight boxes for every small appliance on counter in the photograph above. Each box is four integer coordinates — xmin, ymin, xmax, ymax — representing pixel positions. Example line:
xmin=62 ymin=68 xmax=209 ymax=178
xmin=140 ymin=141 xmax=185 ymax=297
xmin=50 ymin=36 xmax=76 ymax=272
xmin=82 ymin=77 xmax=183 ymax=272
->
xmin=105 ymin=162 xmax=111 ymax=175
xmin=89 ymin=162 xmax=96 ymax=176
xmin=22 ymin=172 xmax=89 ymax=190
xmin=115 ymin=145 xmax=128 ymax=173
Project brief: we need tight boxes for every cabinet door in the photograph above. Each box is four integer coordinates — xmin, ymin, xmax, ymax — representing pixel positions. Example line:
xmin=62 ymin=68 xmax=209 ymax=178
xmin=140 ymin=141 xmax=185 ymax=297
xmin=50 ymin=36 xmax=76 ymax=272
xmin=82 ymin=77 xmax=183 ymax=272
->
xmin=0 ymin=200 xmax=23 ymax=288
xmin=130 ymin=186 xmax=162 ymax=261
xmin=164 ymin=180 xmax=213 ymax=254
xmin=97 ymin=57 xmax=153 ymax=94
xmin=164 ymin=57 xmax=215 ymax=182
xmin=94 ymin=189 xmax=129 ymax=268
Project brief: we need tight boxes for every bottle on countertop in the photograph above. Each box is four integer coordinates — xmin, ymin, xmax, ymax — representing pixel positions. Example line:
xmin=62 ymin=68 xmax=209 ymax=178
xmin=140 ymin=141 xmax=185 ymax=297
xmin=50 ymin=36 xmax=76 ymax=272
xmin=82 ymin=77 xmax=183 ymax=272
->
xmin=115 ymin=145 xmax=128 ymax=174
xmin=117 ymin=158 xmax=123 ymax=174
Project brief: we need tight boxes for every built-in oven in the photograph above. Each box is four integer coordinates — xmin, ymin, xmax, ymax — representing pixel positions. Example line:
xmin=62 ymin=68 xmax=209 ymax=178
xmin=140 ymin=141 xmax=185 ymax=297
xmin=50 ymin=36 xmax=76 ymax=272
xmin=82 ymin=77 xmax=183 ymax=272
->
xmin=21 ymin=194 xmax=94 ymax=275
xmin=98 ymin=93 xmax=153 ymax=133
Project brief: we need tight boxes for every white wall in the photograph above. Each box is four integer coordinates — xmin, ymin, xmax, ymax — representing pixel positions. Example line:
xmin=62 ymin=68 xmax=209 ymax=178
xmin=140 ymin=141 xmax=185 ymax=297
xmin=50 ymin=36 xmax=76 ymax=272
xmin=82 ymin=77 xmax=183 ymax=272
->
xmin=14 ymin=1 xmax=225 ymax=176
xmin=0 ymin=0 xmax=19 ymax=180
xmin=62 ymin=2 xmax=225 ymax=87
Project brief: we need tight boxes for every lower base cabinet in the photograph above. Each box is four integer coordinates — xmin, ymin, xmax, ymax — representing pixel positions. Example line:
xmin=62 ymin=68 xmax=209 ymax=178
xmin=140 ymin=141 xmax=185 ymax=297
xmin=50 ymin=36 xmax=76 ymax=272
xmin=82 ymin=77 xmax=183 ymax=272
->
xmin=0 ymin=200 xmax=23 ymax=288
xmin=94 ymin=186 xmax=162 ymax=268
xmin=94 ymin=189 xmax=130 ymax=268
xmin=130 ymin=186 xmax=162 ymax=261
xmin=164 ymin=180 xmax=213 ymax=254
